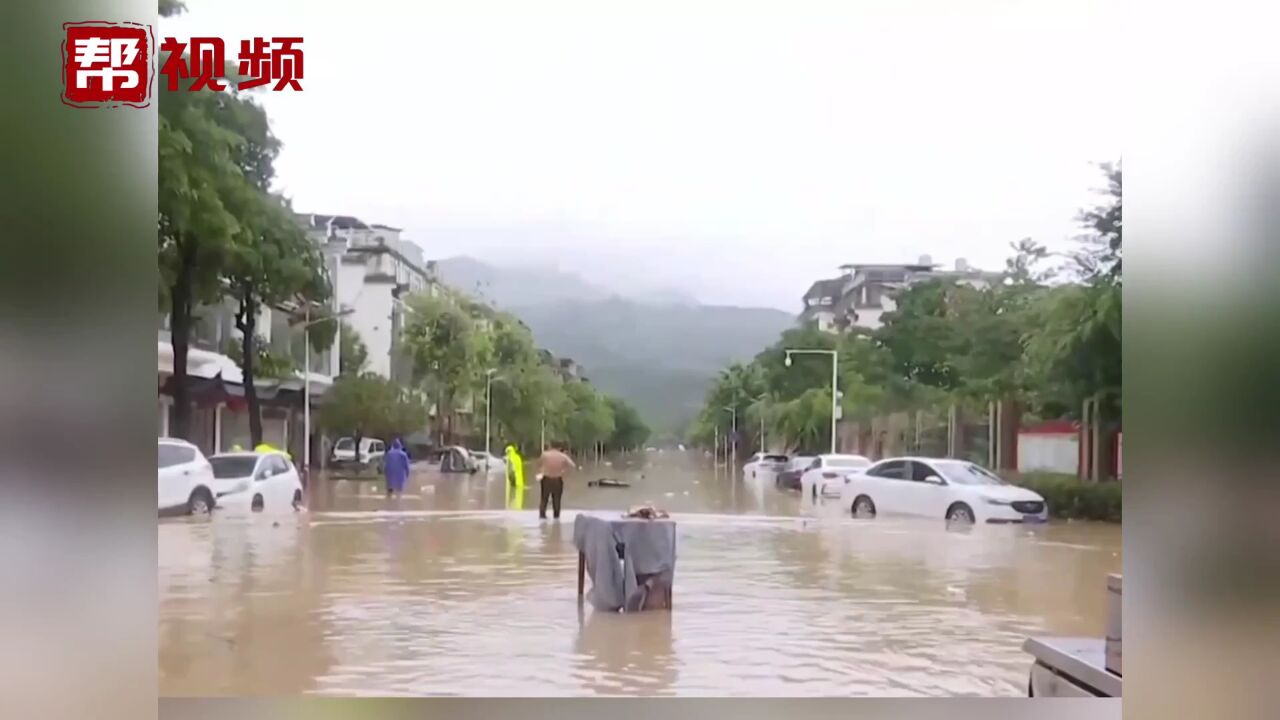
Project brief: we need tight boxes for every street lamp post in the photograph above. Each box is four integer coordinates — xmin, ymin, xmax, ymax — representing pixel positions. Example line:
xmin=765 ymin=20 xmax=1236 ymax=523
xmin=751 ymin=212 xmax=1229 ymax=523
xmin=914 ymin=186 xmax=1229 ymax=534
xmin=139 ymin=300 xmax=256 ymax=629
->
xmin=754 ymin=393 xmax=768 ymax=452
xmin=713 ymin=425 xmax=719 ymax=472
xmin=485 ymin=368 xmax=498 ymax=473
xmin=784 ymin=348 xmax=840 ymax=454
xmin=294 ymin=305 xmax=354 ymax=478
xmin=722 ymin=404 xmax=737 ymax=479
xmin=391 ymin=296 xmax=438 ymax=445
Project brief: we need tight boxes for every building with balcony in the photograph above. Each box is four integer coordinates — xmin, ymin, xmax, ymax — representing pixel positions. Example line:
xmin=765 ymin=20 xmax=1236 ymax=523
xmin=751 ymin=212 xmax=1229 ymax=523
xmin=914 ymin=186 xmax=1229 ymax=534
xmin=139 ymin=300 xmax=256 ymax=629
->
xmin=799 ymin=256 xmax=1003 ymax=333
xmin=299 ymin=213 xmax=440 ymax=382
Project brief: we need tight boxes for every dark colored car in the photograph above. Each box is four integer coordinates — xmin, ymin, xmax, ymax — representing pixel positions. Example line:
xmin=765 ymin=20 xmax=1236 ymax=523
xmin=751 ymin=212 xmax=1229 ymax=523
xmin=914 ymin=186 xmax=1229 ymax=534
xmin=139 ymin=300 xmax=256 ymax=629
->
xmin=776 ymin=456 xmax=815 ymax=490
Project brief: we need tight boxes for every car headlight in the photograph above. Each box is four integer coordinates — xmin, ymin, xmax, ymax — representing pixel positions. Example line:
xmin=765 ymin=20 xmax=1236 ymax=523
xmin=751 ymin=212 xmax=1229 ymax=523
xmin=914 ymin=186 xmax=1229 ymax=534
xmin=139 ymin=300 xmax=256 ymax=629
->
xmin=985 ymin=498 xmax=1012 ymax=506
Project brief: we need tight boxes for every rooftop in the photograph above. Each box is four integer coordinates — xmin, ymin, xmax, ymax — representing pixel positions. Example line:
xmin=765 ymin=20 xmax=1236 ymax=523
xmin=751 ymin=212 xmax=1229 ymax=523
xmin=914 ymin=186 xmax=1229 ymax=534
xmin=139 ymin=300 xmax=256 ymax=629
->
xmin=802 ymin=277 xmax=847 ymax=301
xmin=300 ymin=213 xmax=369 ymax=231
xmin=838 ymin=263 xmax=935 ymax=272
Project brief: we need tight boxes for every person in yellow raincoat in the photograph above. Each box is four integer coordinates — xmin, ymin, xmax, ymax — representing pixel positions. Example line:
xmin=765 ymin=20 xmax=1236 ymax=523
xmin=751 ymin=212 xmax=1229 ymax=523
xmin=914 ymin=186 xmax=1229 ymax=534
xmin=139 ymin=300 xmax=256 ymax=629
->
xmin=254 ymin=442 xmax=291 ymax=461
xmin=504 ymin=444 xmax=525 ymax=488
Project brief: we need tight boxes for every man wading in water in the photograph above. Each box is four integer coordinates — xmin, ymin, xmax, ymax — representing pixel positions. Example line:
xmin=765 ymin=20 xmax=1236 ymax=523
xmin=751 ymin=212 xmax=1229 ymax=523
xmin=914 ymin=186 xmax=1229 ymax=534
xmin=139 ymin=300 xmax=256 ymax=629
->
xmin=536 ymin=441 xmax=576 ymax=520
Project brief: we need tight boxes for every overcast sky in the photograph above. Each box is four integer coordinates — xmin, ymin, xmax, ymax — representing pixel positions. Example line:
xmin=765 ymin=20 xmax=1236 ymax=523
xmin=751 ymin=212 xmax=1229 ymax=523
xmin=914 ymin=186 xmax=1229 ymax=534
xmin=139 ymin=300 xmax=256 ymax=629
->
xmin=166 ymin=0 xmax=1121 ymax=311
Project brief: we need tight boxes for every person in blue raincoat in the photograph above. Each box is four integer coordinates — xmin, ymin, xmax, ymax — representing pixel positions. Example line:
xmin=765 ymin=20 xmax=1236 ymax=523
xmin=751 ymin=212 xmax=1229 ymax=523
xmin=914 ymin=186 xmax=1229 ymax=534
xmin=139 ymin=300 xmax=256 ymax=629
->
xmin=384 ymin=438 xmax=411 ymax=498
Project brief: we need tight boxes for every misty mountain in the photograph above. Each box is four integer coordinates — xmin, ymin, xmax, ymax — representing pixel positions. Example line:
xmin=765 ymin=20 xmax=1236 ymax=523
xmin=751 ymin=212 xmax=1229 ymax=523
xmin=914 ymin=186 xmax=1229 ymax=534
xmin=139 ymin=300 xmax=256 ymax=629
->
xmin=434 ymin=256 xmax=613 ymax=308
xmin=435 ymin=257 xmax=795 ymax=434
xmin=515 ymin=298 xmax=794 ymax=433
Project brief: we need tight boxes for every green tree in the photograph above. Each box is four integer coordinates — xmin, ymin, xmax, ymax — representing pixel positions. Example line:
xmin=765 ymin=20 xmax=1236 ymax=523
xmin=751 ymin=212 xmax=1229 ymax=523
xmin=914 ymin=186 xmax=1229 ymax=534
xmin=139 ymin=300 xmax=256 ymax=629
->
xmin=1025 ymin=163 xmax=1122 ymax=421
xmin=482 ymin=315 xmax=564 ymax=453
xmin=223 ymin=333 xmax=294 ymax=380
xmin=318 ymin=373 xmax=427 ymax=441
xmin=338 ymin=320 xmax=368 ymax=376
xmin=1072 ymin=162 xmax=1122 ymax=285
xmin=689 ymin=166 xmax=1122 ymax=462
xmin=562 ymin=381 xmax=615 ymax=455
xmin=605 ymin=396 xmax=651 ymax=452
xmin=214 ymin=92 xmax=329 ymax=446
xmin=159 ymin=76 xmax=244 ymax=439
xmin=402 ymin=291 xmax=486 ymax=444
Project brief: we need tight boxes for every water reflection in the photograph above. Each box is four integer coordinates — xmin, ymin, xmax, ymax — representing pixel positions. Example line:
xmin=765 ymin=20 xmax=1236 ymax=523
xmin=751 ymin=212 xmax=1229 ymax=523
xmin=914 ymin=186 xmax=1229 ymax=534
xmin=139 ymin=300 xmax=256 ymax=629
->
xmin=159 ymin=451 xmax=1120 ymax=696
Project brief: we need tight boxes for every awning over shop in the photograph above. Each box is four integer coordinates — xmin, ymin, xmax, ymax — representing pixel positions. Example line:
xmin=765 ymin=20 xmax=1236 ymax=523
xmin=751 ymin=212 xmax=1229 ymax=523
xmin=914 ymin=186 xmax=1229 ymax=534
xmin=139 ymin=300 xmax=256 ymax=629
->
xmin=159 ymin=372 xmax=305 ymax=408
xmin=157 ymin=341 xmax=242 ymax=383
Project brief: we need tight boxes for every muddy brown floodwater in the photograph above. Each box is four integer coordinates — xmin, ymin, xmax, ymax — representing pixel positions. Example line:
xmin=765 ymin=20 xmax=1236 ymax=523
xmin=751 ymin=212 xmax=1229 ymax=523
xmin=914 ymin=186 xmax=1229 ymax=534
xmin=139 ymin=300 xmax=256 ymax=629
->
xmin=158 ymin=450 xmax=1121 ymax=697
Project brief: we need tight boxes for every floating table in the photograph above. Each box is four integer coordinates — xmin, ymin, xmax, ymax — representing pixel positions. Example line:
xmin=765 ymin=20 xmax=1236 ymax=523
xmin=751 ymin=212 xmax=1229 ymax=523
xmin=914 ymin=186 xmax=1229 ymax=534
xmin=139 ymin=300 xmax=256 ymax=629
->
xmin=573 ymin=514 xmax=677 ymax=612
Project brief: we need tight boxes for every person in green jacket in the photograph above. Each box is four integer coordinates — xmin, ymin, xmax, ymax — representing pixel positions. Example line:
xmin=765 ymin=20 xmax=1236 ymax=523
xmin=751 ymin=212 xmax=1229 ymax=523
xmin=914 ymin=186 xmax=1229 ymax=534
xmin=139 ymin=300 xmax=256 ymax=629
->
xmin=504 ymin=444 xmax=525 ymax=489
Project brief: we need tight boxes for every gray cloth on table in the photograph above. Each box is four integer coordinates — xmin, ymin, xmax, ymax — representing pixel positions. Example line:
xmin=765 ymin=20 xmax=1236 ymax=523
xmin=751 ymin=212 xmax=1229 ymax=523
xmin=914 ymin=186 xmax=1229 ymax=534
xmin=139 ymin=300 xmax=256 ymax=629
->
xmin=573 ymin=514 xmax=677 ymax=612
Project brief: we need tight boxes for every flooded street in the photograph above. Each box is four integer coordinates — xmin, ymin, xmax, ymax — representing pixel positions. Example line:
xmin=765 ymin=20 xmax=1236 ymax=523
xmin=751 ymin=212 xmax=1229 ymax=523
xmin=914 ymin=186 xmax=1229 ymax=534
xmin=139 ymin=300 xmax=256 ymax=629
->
xmin=158 ymin=451 xmax=1121 ymax=696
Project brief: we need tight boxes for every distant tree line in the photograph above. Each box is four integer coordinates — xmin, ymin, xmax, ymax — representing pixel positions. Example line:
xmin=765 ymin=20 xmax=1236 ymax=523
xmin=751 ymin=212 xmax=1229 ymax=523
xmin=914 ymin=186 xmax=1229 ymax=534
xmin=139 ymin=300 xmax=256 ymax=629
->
xmin=689 ymin=163 xmax=1122 ymax=467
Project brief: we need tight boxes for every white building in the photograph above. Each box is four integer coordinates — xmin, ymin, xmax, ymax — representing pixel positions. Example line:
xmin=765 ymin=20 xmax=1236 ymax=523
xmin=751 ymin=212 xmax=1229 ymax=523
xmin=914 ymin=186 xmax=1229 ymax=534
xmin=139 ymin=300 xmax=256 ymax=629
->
xmin=799 ymin=256 xmax=1002 ymax=332
xmin=300 ymin=214 xmax=440 ymax=382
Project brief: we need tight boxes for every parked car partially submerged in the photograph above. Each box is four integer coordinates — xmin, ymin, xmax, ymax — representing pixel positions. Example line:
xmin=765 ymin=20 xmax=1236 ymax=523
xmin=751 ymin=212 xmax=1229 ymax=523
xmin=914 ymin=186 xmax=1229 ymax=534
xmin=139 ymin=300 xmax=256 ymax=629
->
xmin=210 ymin=450 xmax=305 ymax=512
xmin=743 ymin=452 xmax=790 ymax=482
xmin=775 ymin=455 xmax=815 ymax=490
xmin=158 ymin=438 xmax=217 ymax=516
xmin=799 ymin=454 xmax=873 ymax=499
xmin=841 ymin=457 xmax=1049 ymax=524
xmin=331 ymin=437 xmax=386 ymax=470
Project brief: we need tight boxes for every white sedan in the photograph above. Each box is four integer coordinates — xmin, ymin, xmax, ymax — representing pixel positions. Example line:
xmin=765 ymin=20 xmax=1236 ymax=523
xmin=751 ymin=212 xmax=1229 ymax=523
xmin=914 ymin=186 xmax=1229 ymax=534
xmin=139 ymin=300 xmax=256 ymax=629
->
xmin=158 ymin=438 xmax=217 ymax=516
xmin=841 ymin=457 xmax=1049 ymax=524
xmin=799 ymin=454 xmax=873 ymax=499
xmin=209 ymin=450 xmax=305 ymax=512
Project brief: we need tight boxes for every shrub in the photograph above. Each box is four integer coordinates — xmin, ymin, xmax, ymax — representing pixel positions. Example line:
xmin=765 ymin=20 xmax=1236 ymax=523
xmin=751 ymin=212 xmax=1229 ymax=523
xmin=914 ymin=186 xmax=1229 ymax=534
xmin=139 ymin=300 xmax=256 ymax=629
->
xmin=1011 ymin=472 xmax=1122 ymax=523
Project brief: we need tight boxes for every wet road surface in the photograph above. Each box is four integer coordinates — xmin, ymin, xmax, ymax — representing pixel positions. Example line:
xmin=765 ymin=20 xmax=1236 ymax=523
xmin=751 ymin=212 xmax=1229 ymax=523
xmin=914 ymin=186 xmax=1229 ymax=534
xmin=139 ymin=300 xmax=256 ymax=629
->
xmin=158 ymin=451 xmax=1121 ymax=696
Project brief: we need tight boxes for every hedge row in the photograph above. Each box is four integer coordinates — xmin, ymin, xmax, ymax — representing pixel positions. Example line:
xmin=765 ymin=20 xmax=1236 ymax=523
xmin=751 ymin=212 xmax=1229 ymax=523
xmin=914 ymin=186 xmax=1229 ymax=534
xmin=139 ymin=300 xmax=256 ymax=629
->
xmin=1011 ymin=472 xmax=1122 ymax=523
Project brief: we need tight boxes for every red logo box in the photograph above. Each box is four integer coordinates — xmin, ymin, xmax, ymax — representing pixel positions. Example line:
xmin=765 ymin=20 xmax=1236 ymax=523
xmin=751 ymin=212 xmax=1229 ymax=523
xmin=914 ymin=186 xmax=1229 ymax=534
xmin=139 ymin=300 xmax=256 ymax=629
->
xmin=62 ymin=21 xmax=154 ymax=108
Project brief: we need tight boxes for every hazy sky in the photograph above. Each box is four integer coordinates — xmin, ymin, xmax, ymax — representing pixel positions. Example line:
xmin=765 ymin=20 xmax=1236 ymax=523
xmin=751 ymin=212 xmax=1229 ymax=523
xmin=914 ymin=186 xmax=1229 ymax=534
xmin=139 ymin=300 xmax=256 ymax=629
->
xmin=166 ymin=0 xmax=1121 ymax=311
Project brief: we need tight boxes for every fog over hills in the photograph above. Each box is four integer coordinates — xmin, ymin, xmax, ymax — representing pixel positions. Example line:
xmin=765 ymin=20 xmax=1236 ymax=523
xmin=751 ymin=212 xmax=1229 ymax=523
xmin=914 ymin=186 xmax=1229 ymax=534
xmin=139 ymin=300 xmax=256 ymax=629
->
xmin=435 ymin=257 xmax=794 ymax=433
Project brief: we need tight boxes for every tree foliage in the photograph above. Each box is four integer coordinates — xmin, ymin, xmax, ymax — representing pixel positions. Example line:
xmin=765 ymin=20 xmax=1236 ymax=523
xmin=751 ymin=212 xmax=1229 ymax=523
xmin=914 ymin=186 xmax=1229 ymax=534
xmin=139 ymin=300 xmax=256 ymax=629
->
xmin=338 ymin=320 xmax=369 ymax=376
xmin=691 ymin=163 xmax=1123 ymax=450
xmin=606 ymin=396 xmax=651 ymax=451
xmin=159 ymin=5 xmax=330 ymax=444
xmin=318 ymin=373 xmax=427 ymax=441
xmin=402 ymin=291 xmax=488 ymax=443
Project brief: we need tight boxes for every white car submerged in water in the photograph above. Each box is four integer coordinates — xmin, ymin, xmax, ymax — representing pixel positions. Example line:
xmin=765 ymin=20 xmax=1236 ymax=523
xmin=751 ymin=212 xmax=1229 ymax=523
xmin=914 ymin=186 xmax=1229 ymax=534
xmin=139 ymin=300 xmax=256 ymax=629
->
xmin=840 ymin=457 xmax=1048 ymax=524
xmin=209 ymin=450 xmax=305 ymax=512
xmin=798 ymin=454 xmax=873 ymax=499
xmin=743 ymin=452 xmax=790 ymax=482
xmin=158 ymin=438 xmax=217 ymax=516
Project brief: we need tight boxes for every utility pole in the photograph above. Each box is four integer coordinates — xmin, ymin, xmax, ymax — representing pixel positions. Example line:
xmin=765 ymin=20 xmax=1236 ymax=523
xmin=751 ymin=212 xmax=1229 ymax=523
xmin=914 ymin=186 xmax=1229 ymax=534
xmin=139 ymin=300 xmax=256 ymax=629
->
xmin=713 ymin=425 xmax=719 ymax=474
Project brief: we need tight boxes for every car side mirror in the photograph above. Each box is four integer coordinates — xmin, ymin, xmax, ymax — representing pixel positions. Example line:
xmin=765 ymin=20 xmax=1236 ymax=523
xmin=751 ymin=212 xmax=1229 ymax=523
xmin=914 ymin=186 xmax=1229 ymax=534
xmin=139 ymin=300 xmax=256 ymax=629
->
xmin=255 ymin=470 xmax=269 ymax=481
xmin=925 ymin=475 xmax=946 ymax=485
